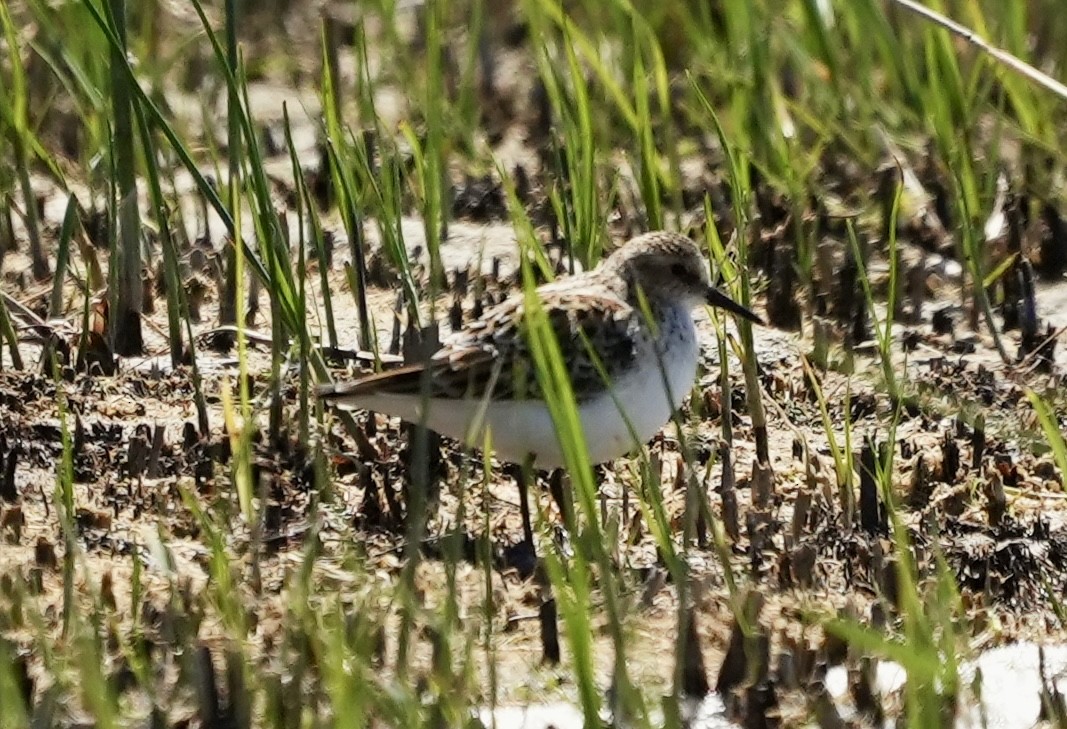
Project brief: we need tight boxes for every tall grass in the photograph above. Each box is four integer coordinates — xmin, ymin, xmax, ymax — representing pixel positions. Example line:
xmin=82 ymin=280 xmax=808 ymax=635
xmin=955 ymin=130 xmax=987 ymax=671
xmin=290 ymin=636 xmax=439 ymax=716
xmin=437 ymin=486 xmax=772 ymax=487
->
xmin=0 ymin=0 xmax=51 ymax=282
xmin=3 ymin=0 xmax=1067 ymax=726
xmin=104 ymin=0 xmax=143 ymax=356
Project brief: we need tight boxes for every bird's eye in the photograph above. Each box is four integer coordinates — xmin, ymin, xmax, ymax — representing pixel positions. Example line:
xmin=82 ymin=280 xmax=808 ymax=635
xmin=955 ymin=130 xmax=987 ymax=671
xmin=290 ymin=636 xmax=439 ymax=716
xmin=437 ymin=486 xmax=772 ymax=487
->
xmin=670 ymin=263 xmax=689 ymax=279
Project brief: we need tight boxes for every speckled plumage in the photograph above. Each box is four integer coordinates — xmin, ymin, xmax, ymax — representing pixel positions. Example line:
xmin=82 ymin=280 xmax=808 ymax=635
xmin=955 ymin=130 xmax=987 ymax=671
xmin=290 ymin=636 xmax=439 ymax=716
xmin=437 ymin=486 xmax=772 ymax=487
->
xmin=318 ymin=231 xmax=761 ymax=467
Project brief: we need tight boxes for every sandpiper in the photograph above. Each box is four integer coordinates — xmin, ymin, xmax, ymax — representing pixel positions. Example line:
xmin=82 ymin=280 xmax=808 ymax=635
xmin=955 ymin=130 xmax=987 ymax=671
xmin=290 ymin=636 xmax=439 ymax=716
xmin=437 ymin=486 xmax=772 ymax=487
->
xmin=318 ymin=231 xmax=762 ymax=543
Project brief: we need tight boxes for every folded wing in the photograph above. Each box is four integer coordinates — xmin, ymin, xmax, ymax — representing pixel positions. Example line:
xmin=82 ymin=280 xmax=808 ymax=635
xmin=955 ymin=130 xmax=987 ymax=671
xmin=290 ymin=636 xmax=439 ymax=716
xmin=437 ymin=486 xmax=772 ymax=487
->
xmin=319 ymin=286 xmax=644 ymax=404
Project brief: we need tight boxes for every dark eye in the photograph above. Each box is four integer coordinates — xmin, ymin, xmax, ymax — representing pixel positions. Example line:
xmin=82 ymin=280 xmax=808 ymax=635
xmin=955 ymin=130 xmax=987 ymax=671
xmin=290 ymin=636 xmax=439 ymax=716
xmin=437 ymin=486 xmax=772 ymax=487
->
xmin=671 ymin=263 xmax=690 ymax=279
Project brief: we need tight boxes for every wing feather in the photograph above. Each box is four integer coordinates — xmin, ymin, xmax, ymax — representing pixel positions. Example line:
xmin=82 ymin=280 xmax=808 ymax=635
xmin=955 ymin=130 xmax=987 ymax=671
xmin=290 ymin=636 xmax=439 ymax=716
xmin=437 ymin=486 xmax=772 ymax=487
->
xmin=320 ymin=286 xmax=646 ymax=403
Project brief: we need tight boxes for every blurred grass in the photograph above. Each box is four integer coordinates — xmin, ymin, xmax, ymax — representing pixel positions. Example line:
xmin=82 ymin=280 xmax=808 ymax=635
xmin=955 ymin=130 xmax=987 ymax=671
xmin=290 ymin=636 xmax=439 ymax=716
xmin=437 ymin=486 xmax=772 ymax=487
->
xmin=0 ymin=0 xmax=1066 ymax=725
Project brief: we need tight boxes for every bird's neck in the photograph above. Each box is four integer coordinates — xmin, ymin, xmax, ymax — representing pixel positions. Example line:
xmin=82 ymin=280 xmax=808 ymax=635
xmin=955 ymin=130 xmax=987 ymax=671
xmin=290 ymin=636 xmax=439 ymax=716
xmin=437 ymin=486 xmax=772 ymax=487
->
xmin=605 ymin=263 xmax=654 ymax=304
xmin=597 ymin=261 xmax=684 ymax=320
xmin=630 ymin=288 xmax=687 ymax=333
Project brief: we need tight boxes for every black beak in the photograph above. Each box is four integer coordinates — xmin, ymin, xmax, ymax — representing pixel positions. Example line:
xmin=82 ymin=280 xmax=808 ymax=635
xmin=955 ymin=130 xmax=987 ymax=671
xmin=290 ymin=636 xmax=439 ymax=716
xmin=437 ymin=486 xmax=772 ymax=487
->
xmin=705 ymin=286 xmax=763 ymax=325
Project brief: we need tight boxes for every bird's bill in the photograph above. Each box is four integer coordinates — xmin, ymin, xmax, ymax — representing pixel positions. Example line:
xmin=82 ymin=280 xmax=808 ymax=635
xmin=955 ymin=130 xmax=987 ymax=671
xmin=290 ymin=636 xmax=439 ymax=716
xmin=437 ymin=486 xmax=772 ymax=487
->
xmin=705 ymin=286 xmax=764 ymax=325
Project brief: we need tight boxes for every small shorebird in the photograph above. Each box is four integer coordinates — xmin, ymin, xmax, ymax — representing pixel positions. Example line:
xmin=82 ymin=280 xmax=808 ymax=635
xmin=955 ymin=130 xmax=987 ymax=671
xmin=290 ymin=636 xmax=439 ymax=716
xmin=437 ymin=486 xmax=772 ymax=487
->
xmin=318 ymin=231 xmax=762 ymax=546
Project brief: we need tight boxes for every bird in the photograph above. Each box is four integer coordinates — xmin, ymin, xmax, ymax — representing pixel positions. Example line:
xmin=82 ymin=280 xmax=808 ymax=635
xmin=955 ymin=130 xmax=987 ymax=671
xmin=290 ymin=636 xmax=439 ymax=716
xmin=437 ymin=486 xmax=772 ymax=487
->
xmin=317 ymin=231 xmax=762 ymax=546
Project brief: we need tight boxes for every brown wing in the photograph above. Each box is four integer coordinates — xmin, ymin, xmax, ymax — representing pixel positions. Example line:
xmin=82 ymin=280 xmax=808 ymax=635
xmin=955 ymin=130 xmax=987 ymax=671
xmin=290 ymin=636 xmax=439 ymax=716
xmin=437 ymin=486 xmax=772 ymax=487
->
xmin=320 ymin=286 xmax=646 ymax=403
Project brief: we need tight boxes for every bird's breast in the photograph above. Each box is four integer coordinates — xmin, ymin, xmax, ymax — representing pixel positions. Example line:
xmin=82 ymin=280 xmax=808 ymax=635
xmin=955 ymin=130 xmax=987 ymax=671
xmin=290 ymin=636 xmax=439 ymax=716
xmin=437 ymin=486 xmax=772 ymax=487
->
xmin=650 ymin=305 xmax=701 ymax=410
xmin=586 ymin=306 xmax=700 ymax=448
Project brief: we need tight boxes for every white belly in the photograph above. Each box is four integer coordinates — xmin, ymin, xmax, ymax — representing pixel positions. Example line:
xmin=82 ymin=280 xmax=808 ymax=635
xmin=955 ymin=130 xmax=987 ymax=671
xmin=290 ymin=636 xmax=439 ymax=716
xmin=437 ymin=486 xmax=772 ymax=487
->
xmin=352 ymin=325 xmax=701 ymax=468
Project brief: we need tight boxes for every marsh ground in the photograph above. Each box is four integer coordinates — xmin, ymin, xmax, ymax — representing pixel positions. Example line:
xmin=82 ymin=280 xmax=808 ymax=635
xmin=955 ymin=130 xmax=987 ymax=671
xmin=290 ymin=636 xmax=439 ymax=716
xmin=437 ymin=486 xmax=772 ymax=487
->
xmin=4 ymin=1 xmax=1067 ymax=726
